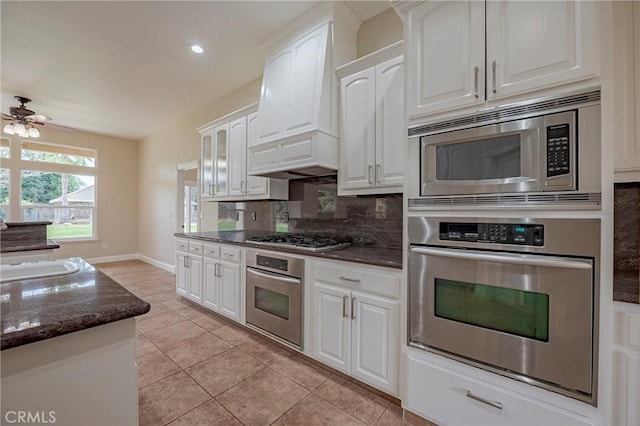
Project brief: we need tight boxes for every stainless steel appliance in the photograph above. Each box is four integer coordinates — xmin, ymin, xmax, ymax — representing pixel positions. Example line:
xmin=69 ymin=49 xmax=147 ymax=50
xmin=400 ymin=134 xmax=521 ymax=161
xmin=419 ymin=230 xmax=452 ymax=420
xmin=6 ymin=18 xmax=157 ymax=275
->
xmin=407 ymin=91 xmax=601 ymax=206
xmin=245 ymin=234 xmax=349 ymax=252
xmin=408 ymin=216 xmax=600 ymax=405
xmin=246 ymin=250 xmax=303 ymax=349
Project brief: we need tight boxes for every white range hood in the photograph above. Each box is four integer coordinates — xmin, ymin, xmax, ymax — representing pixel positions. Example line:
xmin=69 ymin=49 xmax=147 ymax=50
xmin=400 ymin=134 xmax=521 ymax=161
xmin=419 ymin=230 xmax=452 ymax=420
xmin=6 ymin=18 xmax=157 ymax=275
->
xmin=248 ymin=2 xmax=361 ymax=179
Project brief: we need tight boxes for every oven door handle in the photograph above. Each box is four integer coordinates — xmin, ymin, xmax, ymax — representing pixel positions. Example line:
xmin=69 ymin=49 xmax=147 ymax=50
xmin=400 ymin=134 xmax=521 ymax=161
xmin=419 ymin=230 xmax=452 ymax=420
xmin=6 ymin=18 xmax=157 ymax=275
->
xmin=410 ymin=247 xmax=592 ymax=270
xmin=246 ymin=267 xmax=301 ymax=284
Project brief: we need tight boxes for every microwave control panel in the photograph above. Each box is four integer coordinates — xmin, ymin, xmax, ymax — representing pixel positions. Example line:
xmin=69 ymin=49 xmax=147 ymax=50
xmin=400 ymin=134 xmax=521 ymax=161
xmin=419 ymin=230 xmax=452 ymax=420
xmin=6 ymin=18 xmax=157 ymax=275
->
xmin=546 ymin=123 xmax=570 ymax=177
xmin=439 ymin=222 xmax=544 ymax=246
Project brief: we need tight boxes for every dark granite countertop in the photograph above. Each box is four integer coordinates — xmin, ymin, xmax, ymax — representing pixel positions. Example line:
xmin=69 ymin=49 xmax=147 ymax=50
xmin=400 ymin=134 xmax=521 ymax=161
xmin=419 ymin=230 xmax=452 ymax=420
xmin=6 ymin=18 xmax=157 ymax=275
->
xmin=174 ymin=231 xmax=402 ymax=269
xmin=1 ymin=239 xmax=60 ymax=253
xmin=1 ymin=258 xmax=150 ymax=350
xmin=3 ymin=221 xmax=52 ymax=226
xmin=614 ymin=270 xmax=639 ymax=304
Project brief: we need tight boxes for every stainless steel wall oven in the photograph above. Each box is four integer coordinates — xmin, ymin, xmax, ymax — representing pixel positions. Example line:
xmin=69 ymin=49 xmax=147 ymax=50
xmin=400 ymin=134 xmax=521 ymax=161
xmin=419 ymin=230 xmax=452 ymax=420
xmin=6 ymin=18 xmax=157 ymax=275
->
xmin=246 ymin=250 xmax=303 ymax=349
xmin=408 ymin=216 xmax=600 ymax=405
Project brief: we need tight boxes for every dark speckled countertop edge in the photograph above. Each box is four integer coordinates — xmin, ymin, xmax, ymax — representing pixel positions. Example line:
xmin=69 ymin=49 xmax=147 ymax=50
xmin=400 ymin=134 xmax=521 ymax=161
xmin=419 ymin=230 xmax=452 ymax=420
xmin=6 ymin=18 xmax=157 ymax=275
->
xmin=174 ymin=231 xmax=403 ymax=269
xmin=1 ymin=239 xmax=60 ymax=253
xmin=1 ymin=258 xmax=150 ymax=350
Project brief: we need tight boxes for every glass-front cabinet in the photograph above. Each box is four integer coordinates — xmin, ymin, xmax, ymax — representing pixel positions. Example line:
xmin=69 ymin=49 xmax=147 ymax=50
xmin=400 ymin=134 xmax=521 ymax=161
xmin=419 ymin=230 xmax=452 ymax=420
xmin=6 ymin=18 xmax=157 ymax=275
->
xmin=213 ymin=124 xmax=229 ymax=198
xmin=200 ymin=132 xmax=213 ymax=199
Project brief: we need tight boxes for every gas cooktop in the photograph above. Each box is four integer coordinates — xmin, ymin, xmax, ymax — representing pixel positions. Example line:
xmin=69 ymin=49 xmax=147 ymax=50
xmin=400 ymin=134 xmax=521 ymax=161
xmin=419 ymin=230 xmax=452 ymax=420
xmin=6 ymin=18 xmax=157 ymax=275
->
xmin=245 ymin=234 xmax=349 ymax=252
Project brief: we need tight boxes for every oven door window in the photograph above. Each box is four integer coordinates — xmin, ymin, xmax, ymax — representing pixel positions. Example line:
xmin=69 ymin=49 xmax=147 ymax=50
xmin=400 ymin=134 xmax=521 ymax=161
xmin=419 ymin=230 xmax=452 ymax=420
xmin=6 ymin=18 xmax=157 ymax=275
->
xmin=255 ymin=286 xmax=290 ymax=320
xmin=435 ymin=134 xmax=521 ymax=181
xmin=434 ymin=278 xmax=549 ymax=342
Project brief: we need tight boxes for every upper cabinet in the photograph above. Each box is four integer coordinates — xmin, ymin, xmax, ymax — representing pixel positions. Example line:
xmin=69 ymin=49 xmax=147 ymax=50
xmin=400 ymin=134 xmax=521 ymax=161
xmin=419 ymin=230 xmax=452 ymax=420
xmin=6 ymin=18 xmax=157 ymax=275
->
xmin=249 ymin=2 xmax=361 ymax=178
xmin=397 ymin=0 xmax=598 ymax=120
xmin=337 ymin=42 xmax=404 ymax=195
xmin=613 ymin=1 xmax=640 ymax=182
xmin=199 ymin=104 xmax=288 ymax=202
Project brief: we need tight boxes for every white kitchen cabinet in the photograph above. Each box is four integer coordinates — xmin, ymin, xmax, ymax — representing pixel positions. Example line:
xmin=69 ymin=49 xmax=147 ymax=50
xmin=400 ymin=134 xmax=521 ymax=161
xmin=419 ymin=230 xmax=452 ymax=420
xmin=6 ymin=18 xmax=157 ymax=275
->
xmin=613 ymin=1 xmax=640 ymax=182
xmin=312 ymin=261 xmax=400 ymax=395
xmin=611 ymin=302 xmax=640 ymax=426
xmin=175 ymin=239 xmax=202 ymax=304
xmin=198 ymin=104 xmax=287 ymax=201
xmin=405 ymin=351 xmax=594 ymax=426
xmin=337 ymin=46 xmax=404 ymax=195
xmin=398 ymin=0 xmax=598 ymax=119
xmin=200 ymin=243 xmax=242 ymax=322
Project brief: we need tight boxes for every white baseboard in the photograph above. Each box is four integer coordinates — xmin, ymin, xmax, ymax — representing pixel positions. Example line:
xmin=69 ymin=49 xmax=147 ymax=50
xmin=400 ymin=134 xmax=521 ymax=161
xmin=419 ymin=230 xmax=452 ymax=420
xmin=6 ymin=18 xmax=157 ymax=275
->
xmin=86 ymin=253 xmax=139 ymax=264
xmin=136 ymin=254 xmax=175 ymax=274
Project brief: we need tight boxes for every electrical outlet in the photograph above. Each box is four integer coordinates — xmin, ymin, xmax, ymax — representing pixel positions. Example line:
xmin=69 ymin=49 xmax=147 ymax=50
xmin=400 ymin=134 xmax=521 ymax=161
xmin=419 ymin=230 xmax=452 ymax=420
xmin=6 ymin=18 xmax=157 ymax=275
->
xmin=251 ymin=211 xmax=257 ymax=221
xmin=102 ymin=243 xmax=108 ymax=250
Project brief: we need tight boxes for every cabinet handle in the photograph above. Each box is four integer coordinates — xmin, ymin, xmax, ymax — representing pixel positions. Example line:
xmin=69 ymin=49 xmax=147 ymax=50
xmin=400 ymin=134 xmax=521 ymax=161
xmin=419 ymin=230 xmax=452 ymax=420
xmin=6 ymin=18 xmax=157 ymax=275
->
xmin=241 ymin=180 xmax=246 ymax=194
xmin=368 ymin=165 xmax=373 ymax=184
xmin=340 ymin=276 xmax=361 ymax=283
xmin=183 ymin=256 xmax=188 ymax=268
xmin=491 ymin=60 xmax=497 ymax=94
xmin=466 ymin=390 xmax=503 ymax=410
xmin=474 ymin=66 xmax=479 ymax=98
xmin=351 ymin=296 xmax=356 ymax=320
xmin=214 ymin=263 xmax=220 ymax=277
xmin=208 ymin=184 xmax=214 ymax=195
xmin=376 ymin=164 xmax=381 ymax=184
xmin=342 ymin=295 xmax=348 ymax=318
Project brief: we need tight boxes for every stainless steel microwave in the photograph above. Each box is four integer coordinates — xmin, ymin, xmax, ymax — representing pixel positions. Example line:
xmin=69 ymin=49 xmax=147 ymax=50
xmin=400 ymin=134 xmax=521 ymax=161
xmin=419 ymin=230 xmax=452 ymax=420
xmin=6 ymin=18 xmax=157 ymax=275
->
xmin=409 ymin=93 xmax=601 ymax=199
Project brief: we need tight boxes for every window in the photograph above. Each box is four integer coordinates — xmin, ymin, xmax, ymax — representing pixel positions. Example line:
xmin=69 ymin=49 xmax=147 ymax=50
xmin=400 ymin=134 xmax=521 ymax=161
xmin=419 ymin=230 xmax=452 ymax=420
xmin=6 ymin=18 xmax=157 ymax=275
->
xmin=1 ymin=139 xmax=97 ymax=240
xmin=0 ymin=138 xmax=9 ymax=159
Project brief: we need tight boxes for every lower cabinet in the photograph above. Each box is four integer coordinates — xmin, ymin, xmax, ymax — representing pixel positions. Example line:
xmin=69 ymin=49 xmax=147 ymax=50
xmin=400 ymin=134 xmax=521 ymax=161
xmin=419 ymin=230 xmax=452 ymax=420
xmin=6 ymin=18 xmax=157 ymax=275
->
xmin=201 ymin=244 xmax=242 ymax=322
xmin=405 ymin=352 xmax=594 ymax=426
xmin=312 ymin=261 xmax=400 ymax=395
xmin=611 ymin=302 xmax=640 ymax=426
xmin=176 ymin=239 xmax=242 ymax=323
xmin=175 ymin=240 xmax=203 ymax=304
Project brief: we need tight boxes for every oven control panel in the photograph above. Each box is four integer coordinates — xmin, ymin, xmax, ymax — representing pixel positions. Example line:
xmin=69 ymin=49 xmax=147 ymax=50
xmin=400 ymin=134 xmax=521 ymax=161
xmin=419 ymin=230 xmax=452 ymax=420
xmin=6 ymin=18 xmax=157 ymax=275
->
xmin=439 ymin=222 xmax=544 ymax=246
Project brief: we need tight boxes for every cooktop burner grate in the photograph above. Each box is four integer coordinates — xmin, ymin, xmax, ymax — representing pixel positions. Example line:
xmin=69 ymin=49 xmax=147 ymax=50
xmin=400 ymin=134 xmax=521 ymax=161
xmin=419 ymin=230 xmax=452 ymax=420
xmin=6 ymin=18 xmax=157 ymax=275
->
xmin=245 ymin=234 xmax=349 ymax=252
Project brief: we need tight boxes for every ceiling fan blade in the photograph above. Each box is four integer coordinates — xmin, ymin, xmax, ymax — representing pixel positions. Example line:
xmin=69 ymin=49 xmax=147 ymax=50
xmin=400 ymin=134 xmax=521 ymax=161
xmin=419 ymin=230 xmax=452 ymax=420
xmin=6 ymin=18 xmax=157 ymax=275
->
xmin=1 ymin=113 xmax=15 ymax=121
xmin=25 ymin=114 xmax=52 ymax=122
xmin=39 ymin=121 xmax=77 ymax=132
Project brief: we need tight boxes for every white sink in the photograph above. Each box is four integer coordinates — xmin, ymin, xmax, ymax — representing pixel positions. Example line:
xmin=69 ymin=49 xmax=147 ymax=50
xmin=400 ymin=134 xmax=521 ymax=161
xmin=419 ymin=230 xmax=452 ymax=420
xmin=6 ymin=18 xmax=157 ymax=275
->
xmin=1 ymin=260 xmax=80 ymax=283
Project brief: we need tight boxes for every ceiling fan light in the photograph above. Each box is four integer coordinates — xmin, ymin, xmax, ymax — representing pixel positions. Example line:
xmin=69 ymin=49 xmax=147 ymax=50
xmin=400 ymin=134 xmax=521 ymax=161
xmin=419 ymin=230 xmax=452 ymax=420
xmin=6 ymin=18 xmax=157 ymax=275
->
xmin=28 ymin=127 xmax=40 ymax=138
xmin=3 ymin=123 xmax=15 ymax=135
xmin=14 ymin=123 xmax=26 ymax=134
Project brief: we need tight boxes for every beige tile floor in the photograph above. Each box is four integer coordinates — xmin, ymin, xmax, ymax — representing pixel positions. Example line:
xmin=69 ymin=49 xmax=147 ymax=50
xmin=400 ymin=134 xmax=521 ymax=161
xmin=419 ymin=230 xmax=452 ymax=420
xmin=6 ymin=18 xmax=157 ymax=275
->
xmin=96 ymin=260 xmax=435 ymax=426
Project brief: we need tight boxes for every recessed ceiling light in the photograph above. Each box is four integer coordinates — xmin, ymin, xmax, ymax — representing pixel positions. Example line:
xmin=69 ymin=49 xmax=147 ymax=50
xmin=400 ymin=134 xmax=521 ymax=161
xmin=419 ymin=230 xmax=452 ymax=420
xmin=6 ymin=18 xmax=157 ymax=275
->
xmin=191 ymin=44 xmax=204 ymax=54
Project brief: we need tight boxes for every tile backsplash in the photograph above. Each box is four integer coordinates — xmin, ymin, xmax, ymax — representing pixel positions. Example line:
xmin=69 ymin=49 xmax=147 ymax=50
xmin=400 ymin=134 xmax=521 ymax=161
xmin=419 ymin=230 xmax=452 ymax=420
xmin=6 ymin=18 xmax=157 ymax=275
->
xmin=614 ymin=182 xmax=640 ymax=272
xmin=219 ymin=176 xmax=402 ymax=249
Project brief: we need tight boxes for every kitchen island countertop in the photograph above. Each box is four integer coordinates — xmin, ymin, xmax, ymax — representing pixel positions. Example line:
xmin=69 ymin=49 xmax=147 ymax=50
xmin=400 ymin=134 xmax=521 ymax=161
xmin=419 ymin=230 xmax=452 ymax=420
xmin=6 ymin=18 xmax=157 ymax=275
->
xmin=174 ymin=231 xmax=402 ymax=269
xmin=0 ymin=257 xmax=150 ymax=350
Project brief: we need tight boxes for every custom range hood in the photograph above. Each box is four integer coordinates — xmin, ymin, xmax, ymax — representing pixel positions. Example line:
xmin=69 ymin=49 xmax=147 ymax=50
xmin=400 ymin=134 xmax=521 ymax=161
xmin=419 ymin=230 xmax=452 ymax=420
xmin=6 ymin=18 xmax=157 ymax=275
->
xmin=248 ymin=2 xmax=361 ymax=179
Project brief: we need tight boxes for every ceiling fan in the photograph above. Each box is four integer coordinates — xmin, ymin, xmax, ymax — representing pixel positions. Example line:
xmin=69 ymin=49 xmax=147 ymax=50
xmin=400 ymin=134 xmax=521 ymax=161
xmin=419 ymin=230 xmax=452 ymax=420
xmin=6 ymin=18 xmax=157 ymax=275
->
xmin=1 ymin=96 xmax=75 ymax=138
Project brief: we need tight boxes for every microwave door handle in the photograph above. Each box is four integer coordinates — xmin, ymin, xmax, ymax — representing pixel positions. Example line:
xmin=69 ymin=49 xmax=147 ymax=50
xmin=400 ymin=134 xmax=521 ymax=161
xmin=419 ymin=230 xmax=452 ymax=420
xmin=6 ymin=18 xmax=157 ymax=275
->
xmin=410 ymin=247 xmax=592 ymax=270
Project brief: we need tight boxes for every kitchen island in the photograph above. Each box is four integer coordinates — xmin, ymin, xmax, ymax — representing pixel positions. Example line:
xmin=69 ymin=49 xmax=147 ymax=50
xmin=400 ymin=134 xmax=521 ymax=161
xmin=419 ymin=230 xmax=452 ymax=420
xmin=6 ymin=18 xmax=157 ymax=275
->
xmin=1 ymin=257 xmax=150 ymax=425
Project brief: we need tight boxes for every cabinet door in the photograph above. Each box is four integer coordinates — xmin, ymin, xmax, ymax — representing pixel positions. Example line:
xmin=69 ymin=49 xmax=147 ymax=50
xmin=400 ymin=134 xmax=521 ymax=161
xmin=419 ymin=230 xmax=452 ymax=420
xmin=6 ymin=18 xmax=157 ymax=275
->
xmin=408 ymin=1 xmax=485 ymax=117
xmin=351 ymin=292 xmax=399 ymax=395
xmin=187 ymin=256 xmax=203 ymax=303
xmin=339 ymin=67 xmax=376 ymax=191
xmin=219 ymin=262 xmax=240 ymax=321
xmin=246 ymin=112 xmax=269 ymax=196
xmin=228 ymin=116 xmax=247 ymax=198
xmin=200 ymin=132 xmax=214 ymax=199
xmin=375 ymin=56 xmax=404 ymax=189
xmin=258 ymin=49 xmax=292 ymax=141
xmin=202 ymin=259 xmax=219 ymax=311
xmin=313 ymin=283 xmax=351 ymax=374
xmin=176 ymin=253 xmax=188 ymax=297
xmin=486 ymin=1 xmax=597 ymax=100
xmin=213 ymin=123 xmax=229 ymax=198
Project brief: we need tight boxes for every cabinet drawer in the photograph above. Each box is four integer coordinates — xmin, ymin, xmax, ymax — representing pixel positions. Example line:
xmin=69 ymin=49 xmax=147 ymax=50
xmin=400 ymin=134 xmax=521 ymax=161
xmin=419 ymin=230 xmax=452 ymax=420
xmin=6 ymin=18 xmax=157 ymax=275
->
xmin=188 ymin=242 xmax=203 ymax=256
xmin=176 ymin=239 xmax=189 ymax=253
xmin=203 ymin=244 xmax=221 ymax=259
xmin=220 ymin=247 xmax=241 ymax=263
xmin=406 ymin=355 xmax=592 ymax=426
xmin=315 ymin=263 xmax=400 ymax=298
